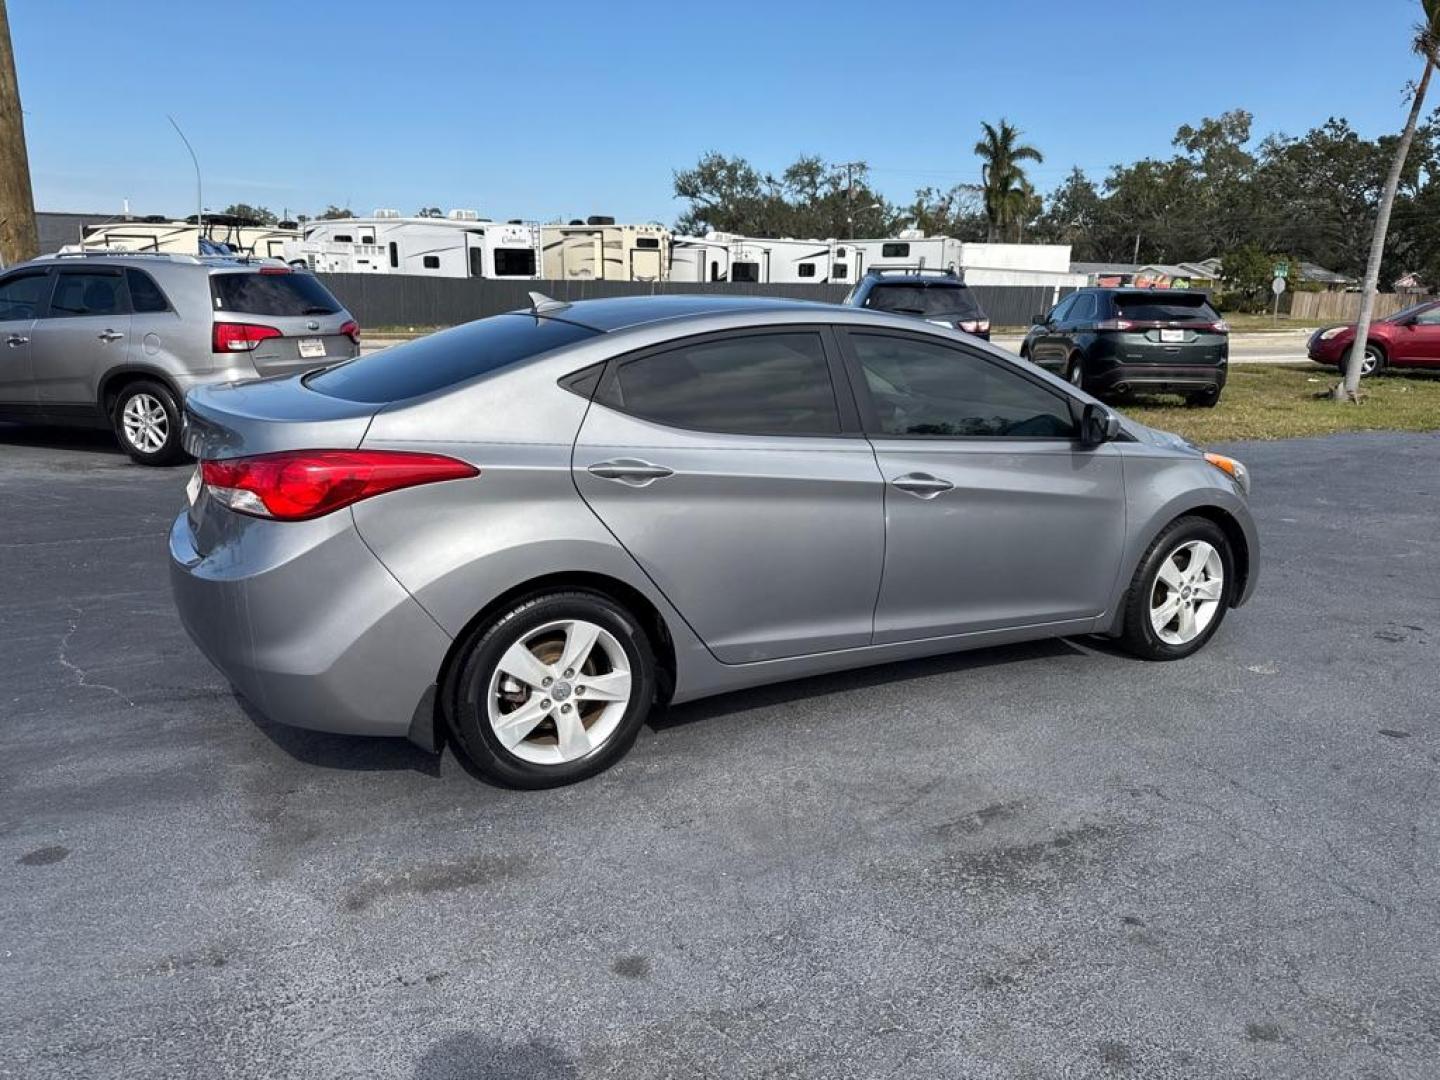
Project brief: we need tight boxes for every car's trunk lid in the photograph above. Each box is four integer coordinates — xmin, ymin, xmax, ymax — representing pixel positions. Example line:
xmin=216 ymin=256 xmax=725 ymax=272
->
xmin=210 ymin=268 xmax=358 ymax=377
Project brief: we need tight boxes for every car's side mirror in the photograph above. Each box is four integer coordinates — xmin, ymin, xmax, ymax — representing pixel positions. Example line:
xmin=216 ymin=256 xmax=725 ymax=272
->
xmin=1034 ymin=312 xmax=1049 ymax=326
xmin=1079 ymin=402 xmax=1121 ymax=447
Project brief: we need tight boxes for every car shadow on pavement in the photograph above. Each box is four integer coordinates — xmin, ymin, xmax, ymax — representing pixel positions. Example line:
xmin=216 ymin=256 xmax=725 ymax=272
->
xmin=237 ymin=693 xmax=445 ymax=778
xmin=0 ymin=422 xmax=124 ymax=457
xmin=652 ymin=636 xmax=1089 ymax=732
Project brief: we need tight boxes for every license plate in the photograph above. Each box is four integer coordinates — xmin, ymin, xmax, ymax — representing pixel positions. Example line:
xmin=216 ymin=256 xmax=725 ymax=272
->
xmin=186 ymin=466 xmax=203 ymax=505
xmin=1159 ymin=328 xmax=1185 ymax=343
xmin=297 ymin=337 xmax=326 ymax=359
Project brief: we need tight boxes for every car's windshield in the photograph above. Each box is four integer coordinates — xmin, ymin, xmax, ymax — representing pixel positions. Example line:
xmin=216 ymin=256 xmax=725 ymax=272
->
xmin=1113 ymin=293 xmax=1220 ymax=322
xmin=865 ymin=284 xmax=982 ymax=319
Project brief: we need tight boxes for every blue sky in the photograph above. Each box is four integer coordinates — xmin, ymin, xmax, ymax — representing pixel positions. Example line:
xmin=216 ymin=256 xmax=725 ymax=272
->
xmin=11 ymin=0 xmax=1431 ymax=224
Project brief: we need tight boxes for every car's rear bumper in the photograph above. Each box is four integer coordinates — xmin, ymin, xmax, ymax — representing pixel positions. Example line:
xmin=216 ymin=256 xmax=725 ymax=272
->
xmin=168 ymin=507 xmax=451 ymax=738
xmin=1089 ymin=362 xmax=1228 ymax=395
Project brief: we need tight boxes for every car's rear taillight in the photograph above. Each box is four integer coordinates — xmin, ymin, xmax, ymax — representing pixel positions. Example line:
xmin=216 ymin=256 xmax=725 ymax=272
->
xmin=1097 ymin=318 xmax=1136 ymax=331
xmin=1210 ymin=320 xmax=1230 ymax=333
xmin=339 ymin=319 xmax=360 ymax=344
xmin=214 ymin=322 xmax=283 ymax=353
xmin=200 ymin=450 xmax=479 ymax=521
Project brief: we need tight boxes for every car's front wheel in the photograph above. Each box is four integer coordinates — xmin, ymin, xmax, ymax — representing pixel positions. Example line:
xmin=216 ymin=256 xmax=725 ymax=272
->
xmin=1118 ymin=516 xmax=1234 ymax=660
xmin=447 ymin=591 xmax=657 ymax=788
xmin=1066 ymin=354 xmax=1086 ymax=390
xmin=1340 ymin=343 xmax=1385 ymax=378
xmin=113 ymin=380 xmax=187 ymax=466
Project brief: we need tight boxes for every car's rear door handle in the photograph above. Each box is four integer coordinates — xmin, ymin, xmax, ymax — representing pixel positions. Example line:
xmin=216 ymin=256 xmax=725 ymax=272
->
xmin=6 ymin=334 xmax=27 ymax=347
xmin=891 ymin=472 xmax=954 ymax=498
xmin=97 ymin=329 xmax=125 ymax=343
xmin=587 ymin=459 xmax=675 ymax=486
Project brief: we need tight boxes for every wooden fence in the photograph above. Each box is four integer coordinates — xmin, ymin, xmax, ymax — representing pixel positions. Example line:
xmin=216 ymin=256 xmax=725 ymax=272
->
xmin=1286 ymin=291 xmax=1432 ymax=322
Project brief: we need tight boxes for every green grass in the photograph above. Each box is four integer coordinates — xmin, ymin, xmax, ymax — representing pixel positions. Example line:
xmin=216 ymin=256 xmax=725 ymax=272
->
xmin=1122 ymin=364 xmax=1440 ymax=443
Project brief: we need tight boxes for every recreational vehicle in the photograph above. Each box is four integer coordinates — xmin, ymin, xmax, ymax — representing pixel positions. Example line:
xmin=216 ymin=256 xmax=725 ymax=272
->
xmin=847 ymin=231 xmax=964 ymax=278
xmin=541 ymin=220 xmax=670 ymax=281
xmin=75 ymin=217 xmax=300 ymax=258
xmin=669 ymin=232 xmax=732 ymax=282
xmin=287 ymin=210 xmax=541 ymax=279
xmin=726 ymin=236 xmax=833 ymax=284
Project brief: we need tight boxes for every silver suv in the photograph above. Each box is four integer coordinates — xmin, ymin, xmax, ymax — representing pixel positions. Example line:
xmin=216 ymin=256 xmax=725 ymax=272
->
xmin=0 ymin=252 xmax=358 ymax=464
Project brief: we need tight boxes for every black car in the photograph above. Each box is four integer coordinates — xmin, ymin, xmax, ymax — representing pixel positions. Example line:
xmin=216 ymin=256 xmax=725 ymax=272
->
xmin=1021 ymin=288 xmax=1229 ymax=406
xmin=842 ymin=268 xmax=990 ymax=340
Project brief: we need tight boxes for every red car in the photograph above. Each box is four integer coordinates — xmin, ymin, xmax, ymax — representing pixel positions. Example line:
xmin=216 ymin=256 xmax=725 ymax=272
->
xmin=1307 ymin=299 xmax=1440 ymax=375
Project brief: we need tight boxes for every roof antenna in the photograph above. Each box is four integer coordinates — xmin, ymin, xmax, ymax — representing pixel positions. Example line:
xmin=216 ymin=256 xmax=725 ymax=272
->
xmin=528 ymin=290 xmax=569 ymax=314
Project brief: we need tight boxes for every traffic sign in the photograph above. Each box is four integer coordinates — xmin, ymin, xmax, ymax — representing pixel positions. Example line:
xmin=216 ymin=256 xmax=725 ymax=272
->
xmin=1271 ymin=276 xmax=1288 ymax=295
xmin=1272 ymin=263 xmax=1290 ymax=279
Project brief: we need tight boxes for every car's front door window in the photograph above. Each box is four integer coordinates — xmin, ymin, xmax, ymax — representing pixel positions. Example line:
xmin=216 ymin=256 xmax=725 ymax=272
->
xmin=849 ymin=333 xmax=1075 ymax=439
xmin=0 ymin=271 xmax=52 ymax=323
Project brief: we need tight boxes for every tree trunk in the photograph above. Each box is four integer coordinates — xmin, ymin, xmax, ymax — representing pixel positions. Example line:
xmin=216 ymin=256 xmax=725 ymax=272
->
xmin=0 ymin=0 xmax=38 ymax=267
xmin=1337 ymin=54 xmax=1434 ymax=400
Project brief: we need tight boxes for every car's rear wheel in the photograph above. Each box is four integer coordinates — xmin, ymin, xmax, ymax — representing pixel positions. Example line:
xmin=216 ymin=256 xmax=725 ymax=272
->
xmin=1066 ymin=354 xmax=1085 ymax=390
xmin=1118 ymin=516 xmax=1234 ymax=660
xmin=113 ymin=380 xmax=187 ymax=466
xmin=447 ymin=591 xmax=656 ymax=788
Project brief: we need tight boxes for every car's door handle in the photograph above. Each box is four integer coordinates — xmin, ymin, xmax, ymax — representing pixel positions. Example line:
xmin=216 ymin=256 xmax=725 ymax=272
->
xmin=97 ymin=330 xmax=125 ymax=343
xmin=587 ymin=459 xmax=675 ymax=485
xmin=6 ymin=334 xmax=27 ymax=347
xmin=891 ymin=472 xmax=954 ymax=498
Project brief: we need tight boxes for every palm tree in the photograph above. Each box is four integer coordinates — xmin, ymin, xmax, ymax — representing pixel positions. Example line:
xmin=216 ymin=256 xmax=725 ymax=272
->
xmin=1337 ymin=0 xmax=1440 ymax=401
xmin=974 ymin=120 xmax=1044 ymax=242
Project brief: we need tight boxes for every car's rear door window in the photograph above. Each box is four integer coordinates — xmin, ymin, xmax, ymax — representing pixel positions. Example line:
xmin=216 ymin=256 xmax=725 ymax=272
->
xmin=48 ymin=271 xmax=128 ymax=318
xmin=126 ymin=269 xmax=170 ymax=313
xmin=849 ymin=332 xmax=1075 ymax=439
xmin=306 ymin=314 xmax=599 ymax=403
xmin=600 ymin=331 xmax=841 ymax=436
xmin=1113 ymin=293 xmax=1219 ymax=322
xmin=211 ymin=271 xmax=342 ymax=316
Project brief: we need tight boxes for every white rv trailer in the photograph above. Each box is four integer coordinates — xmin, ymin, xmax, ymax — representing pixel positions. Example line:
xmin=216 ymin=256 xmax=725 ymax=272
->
xmin=726 ymin=236 xmax=833 ymax=284
xmin=847 ymin=231 xmax=964 ymax=278
xmin=541 ymin=220 xmax=670 ymax=282
xmin=287 ymin=210 xmax=541 ymax=279
xmin=75 ymin=218 xmax=300 ymax=258
xmin=669 ymin=232 xmax=732 ymax=282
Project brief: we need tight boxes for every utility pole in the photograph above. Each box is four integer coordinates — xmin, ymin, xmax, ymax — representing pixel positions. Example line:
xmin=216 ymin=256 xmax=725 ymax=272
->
xmin=838 ymin=160 xmax=864 ymax=239
xmin=0 ymin=0 xmax=38 ymax=267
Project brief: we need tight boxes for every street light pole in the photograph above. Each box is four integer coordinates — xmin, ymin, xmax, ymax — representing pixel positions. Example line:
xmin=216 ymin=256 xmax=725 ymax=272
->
xmin=167 ymin=114 xmax=202 ymax=233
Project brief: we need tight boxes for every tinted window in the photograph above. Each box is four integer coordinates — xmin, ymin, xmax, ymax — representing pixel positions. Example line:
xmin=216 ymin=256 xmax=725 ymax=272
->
xmin=635 ymin=237 xmax=660 ymax=249
xmin=882 ymin=243 xmax=910 ymax=258
xmin=388 ymin=242 xmax=399 ymax=268
xmin=1069 ymin=294 xmax=1097 ymax=322
xmin=332 ymin=234 xmax=353 ymax=243
xmin=605 ymin=332 xmax=839 ymax=436
xmin=307 ymin=314 xmax=598 ymax=403
xmin=422 ymin=255 xmax=440 ymax=269
xmin=126 ymin=269 xmax=169 ymax=313
xmin=49 ymin=272 xmax=126 ymax=318
xmin=212 ymin=272 xmax=342 ymax=316
xmin=865 ymin=284 xmax=981 ymax=319
xmin=798 ymin=263 xmax=816 ymax=278
xmin=833 ymin=263 xmax=848 ymax=280
xmin=469 ymin=248 xmax=485 ymax=278
xmin=852 ymin=334 xmax=1074 ymax=438
xmin=1113 ymin=293 xmax=1219 ymax=322
xmin=494 ymin=248 xmax=537 ymax=277
xmin=0 ymin=271 xmax=50 ymax=321
xmin=732 ymin=261 xmax=759 ymax=283
xmin=1048 ymin=294 xmax=1077 ymax=322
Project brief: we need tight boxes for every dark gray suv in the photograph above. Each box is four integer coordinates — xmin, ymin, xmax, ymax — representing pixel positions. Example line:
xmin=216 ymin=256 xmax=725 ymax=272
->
xmin=0 ymin=252 xmax=359 ymax=464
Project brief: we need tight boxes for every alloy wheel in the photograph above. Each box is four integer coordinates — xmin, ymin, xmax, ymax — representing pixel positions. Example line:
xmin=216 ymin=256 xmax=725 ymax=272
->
xmin=121 ymin=393 xmax=169 ymax=454
xmin=1149 ymin=540 xmax=1225 ymax=645
xmin=486 ymin=618 xmax=632 ymax=765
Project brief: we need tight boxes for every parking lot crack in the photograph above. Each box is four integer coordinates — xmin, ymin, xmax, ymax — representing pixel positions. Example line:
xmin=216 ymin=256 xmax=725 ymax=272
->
xmin=55 ymin=604 xmax=136 ymax=707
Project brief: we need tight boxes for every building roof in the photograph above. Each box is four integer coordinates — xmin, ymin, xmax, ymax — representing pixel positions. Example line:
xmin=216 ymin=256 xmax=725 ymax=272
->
xmin=35 ymin=211 xmax=124 ymax=255
xmin=1070 ymin=261 xmax=1144 ymax=276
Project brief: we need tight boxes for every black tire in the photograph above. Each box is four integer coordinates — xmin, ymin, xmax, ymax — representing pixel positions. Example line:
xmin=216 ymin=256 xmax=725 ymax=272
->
xmin=1185 ymin=388 xmax=1221 ymax=408
xmin=112 ymin=380 xmax=187 ymax=466
xmin=1066 ymin=354 xmax=1086 ymax=391
xmin=1339 ymin=343 xmax=1385 ymax=379
xmin=446 ymin=590 xmax=657 ymax=788
xmin=1117 ymin=516 xmax=1235 ymax=661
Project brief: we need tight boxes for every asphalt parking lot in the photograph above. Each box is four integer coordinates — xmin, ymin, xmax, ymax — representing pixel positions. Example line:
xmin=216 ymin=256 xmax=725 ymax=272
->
xmin=3 ymin=424 xmax=1438 ymax=1080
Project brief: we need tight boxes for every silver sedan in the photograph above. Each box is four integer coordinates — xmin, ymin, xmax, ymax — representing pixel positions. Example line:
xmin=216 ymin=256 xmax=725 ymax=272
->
xmin=170 ymin=295 xmax=1257 ymax=787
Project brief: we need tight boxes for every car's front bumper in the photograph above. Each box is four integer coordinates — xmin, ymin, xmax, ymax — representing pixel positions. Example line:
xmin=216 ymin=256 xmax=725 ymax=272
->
xmin=169 ymin=506 xmax=451 ymax=738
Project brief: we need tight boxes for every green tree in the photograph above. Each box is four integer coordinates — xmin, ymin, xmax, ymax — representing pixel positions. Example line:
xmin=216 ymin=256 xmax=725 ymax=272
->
xmin=417 ymin=206 xmax=443 ymax=218
xmin=974 ymin=119 xmax=1044 ymax=242
xmin=217 ymin=202 xmax=277 ymax=226
xmin=317 ymin=205 xmax=354 ymax=220
xmin=1339 ymin=0 xmax=1439 ymax=400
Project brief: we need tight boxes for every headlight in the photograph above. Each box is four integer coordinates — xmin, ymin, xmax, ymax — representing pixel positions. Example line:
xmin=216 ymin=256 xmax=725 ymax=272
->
xmin=1319 ymin=326 xmax=1348 ymax=341
xmin=1204 ymin=452 xmax=1250 ymax=495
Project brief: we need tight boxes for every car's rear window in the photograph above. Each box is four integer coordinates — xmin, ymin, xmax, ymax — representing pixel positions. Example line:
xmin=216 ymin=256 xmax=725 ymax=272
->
xmin=306 ymin=314 xmax=599 ymax=403
xmin=211 ymin=271 xmax=343 ymax=317
xmin=865 ymin=284 xmax=983 ymax=319
xmin=1113 ymin=293 xmax=1219 ymax=322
